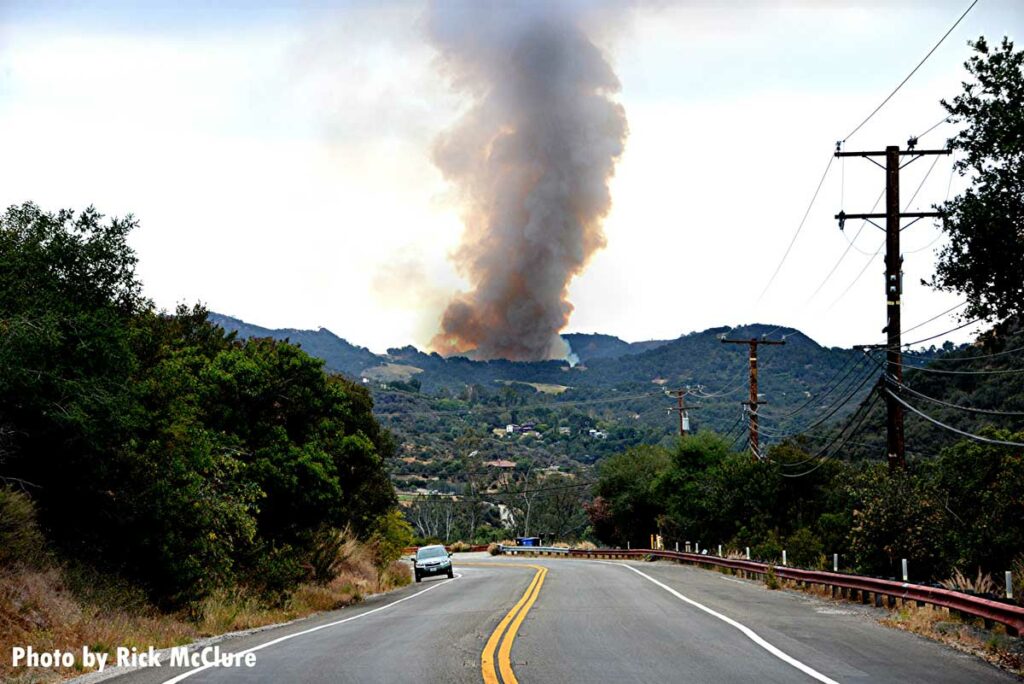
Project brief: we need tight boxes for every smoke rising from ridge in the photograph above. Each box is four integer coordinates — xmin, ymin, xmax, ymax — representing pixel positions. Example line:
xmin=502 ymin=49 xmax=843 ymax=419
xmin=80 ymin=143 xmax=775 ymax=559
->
xmin=427 ymin=2 xmax=628 ymax=361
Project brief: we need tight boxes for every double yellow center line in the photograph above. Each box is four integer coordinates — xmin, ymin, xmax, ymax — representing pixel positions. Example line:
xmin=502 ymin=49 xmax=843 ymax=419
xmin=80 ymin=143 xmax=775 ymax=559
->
xmin=480 ymin=564 xmax=547 ymax=684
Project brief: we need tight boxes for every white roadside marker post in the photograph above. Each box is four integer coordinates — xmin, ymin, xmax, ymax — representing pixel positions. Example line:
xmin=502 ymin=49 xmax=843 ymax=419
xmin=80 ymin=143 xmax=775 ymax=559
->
xmin=833 ymin=554 xmax=838 ymax=572
xmin=1007 ymin=571 xmax=1014 ymax=599
xmin=902 ymin=559 xmax=909 ymax=582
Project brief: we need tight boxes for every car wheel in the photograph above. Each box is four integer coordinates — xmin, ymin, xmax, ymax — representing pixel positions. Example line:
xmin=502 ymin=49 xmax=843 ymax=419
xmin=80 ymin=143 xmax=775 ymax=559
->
xmin=415 ymin=572 xmax=422 ymax=583
xmin=447 ymin=569 xmax=454 ymax=579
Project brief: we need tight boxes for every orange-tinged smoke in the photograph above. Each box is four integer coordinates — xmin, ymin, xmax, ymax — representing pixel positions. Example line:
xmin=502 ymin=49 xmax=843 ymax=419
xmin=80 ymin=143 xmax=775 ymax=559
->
xmin=426 ymin=2 xmax=628 ymax=361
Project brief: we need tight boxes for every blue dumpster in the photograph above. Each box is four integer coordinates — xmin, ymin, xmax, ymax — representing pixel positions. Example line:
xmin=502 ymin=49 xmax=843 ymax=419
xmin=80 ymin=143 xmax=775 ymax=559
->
xmin=515 ymin=537 xmax=540 ymax=547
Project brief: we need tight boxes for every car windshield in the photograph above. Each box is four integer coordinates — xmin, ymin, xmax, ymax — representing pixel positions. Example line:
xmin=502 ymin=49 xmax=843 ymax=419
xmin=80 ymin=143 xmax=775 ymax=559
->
xmin=417 ymin=547 xmax=447 ymax=559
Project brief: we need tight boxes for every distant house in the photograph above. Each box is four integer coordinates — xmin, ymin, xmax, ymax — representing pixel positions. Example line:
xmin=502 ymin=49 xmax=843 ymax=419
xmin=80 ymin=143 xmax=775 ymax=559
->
xmin=484 ymin=459 xmax=516 ymax=469
xmin=558 ymin=426 xmax=571 ymax=435
xmin=506 ymin=424 xmax=518 ymax=434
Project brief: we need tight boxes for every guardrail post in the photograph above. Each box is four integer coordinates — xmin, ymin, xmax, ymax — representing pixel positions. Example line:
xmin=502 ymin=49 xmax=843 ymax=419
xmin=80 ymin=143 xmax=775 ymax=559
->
xmin=902 ymin=559 xmax=908 ymax=582
xmin=1007 ymin=571 xmax=1014 ymax=600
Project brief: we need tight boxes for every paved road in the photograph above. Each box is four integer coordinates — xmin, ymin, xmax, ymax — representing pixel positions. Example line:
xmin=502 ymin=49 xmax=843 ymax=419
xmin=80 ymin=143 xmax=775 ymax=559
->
xmin=94 ymin=554 xmax=1015 ymax=684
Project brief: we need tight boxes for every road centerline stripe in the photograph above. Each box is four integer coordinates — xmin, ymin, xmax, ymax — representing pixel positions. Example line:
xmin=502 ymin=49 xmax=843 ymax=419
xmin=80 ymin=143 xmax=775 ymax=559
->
xmin=481 ymin=564 xmax=546 ymax=684
xmin=612 ymin=562 xmax=840 ymax=684
xmin=498 ymin=567 xmax=546 ymax=684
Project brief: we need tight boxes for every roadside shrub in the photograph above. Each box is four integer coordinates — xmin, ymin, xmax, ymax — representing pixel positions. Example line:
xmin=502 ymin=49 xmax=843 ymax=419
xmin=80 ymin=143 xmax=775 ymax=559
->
xmin=448 ymin=540 xmax=472 ymax=553
xmin=785 ymin=528 xmax=824 ymax=569
xmin=752 ymin=531 xmax=783 ymax=563
xmin=487 ymin=543 xmax=502 ymax=556
xmin=941 ymin=568 xmax=997 ymax=595
xmin=0 ymin=487 xmax=46 ymax=568
xmin=574 ymin=541 xmax=597 ymax=551
xmin=370 ymin=510 xmax=414 ymax=571
xmin=308 ymin=526 xmax=359 ymax=585
xmin=848 ymin=468 xmax=948 ymax=579
xmin=764 ymin=565 xmax=780 ymax=590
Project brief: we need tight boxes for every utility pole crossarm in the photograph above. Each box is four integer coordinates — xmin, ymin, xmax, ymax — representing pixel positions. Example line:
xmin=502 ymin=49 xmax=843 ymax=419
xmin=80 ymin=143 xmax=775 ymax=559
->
xmin=836 ymin=211 xmax=943 ymax=220
xmin=720 ymin=338 xmax=786 ymax=345
xmin=834 ymin=149 xmax=951 ymax=158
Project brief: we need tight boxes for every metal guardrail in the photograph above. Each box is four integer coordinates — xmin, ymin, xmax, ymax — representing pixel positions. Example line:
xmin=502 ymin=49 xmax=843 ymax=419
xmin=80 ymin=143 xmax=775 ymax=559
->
xmin=501 ymin=546 xmax=1024 ymax=636
xmin=501 ymin=545 xmax=569 ymax=556
xmin=403 ymin=544 xmax=490 ymax=554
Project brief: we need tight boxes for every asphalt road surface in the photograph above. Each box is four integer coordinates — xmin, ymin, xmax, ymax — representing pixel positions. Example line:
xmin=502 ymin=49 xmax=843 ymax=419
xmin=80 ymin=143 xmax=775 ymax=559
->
xmin=92 ymin=554 xmax=1015 ymax=684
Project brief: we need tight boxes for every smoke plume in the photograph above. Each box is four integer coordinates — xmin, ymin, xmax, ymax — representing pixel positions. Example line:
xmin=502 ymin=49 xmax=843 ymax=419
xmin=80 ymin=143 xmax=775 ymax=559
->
xmin=427 ymin=1 xmax=628 ymax=361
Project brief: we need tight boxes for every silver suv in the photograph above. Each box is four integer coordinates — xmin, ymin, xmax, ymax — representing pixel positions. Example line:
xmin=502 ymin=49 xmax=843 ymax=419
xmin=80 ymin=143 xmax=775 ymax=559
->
xmin=412 ymin=545 xmax=454 ymax=582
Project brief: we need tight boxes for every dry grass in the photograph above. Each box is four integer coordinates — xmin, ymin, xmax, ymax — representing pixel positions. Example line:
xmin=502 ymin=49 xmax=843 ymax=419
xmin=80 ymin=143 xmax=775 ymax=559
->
xmin=574 ymin=541 xmax=597 ymax=551
xmin=0 ymin=567 xmax=198 ymax=683
xmin=883 ymin=605 xmax=1024 ymax=676
xmin=448 ymin=541 xmax=473 ymax=552
xmin=1 ymin=538 xmax=412 ymax=683
xmin=941 ymin=568 xmax=998 ymax=595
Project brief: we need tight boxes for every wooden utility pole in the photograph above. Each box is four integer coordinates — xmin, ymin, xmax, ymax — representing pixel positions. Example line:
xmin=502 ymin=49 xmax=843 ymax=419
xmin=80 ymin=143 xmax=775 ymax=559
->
xmin=721 ymin=338 xmax=785 ymax=459
xmin=667 ymin=388 xmax=700 ymax=437
xmin=835 ymin=144 xmax=949 ymax=471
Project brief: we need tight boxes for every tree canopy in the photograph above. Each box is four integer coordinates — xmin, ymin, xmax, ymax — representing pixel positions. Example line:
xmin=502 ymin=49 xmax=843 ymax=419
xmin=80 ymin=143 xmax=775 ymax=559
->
xmin=0 ymin=203 xmax=398 ymax=605
xmin=934 ymin=36 xmax=1024 ymax=322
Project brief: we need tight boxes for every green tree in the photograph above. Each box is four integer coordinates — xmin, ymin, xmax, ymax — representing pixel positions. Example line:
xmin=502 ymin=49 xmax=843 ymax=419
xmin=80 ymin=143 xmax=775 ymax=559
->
xmin=590 ymin=444 xmax=671 ymax=547
xmin=371 ymin=509 xmax=415 ymax=570
xmin=847 ymin=466 xmax=949 ymax=579
xmin=932 ymin=37 xmax=1024 ymax=321
xmin=927 ymin=431 xmax=1024 ymax=575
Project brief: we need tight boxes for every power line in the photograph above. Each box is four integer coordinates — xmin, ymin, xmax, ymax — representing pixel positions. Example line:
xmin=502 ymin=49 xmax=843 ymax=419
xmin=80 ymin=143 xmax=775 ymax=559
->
xmin=782 ymin=389 xmax=881 ymax=469
xmin=867 ymin=350 xmax=1024 ymax=375
xmin=915 ymin=115 xmax=953 ymax=141
xmin=883 ymin=388 xmax=1024 ymax=448
xmin=763 ymin=352 xmax=864 ymax=420
xmin=903 ymin=317 xmax=985 ymax=348
xmin=902 ymin=300 xmax=967 ymax=334
xmin=779 ymin=392 xmax=882 ymax=478
xmin=902 ymin=152 xmax=944 ymax=211
xmin=890 ymin=380 xmax=1024 ymax=417
xmin=768 ymin=359 xmax=878 ymax=439
xmin=809 ymin=189 xmax=885 ymax=301
xmin=825 ymin=237 xmax=884 ymax=311
xmin=840 ymin=0 xmax=981 ymax=142
xmin=758 ymin=153 xmax=834 ymax=301
xmin=901 ymin=342 xmax=1024 ymax=362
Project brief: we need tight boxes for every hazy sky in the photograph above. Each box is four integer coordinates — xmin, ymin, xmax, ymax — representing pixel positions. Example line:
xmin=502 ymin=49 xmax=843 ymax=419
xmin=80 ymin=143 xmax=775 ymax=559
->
xmin=1 ymin=0 xmax=1021 ymax=353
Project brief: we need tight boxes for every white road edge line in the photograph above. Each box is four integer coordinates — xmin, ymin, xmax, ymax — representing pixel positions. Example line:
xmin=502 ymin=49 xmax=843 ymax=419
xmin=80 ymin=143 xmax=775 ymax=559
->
xmin=159 ymin=573 xmax=464 ymax=683
xmin=611 ymin=563 xmax=840 ymax=684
